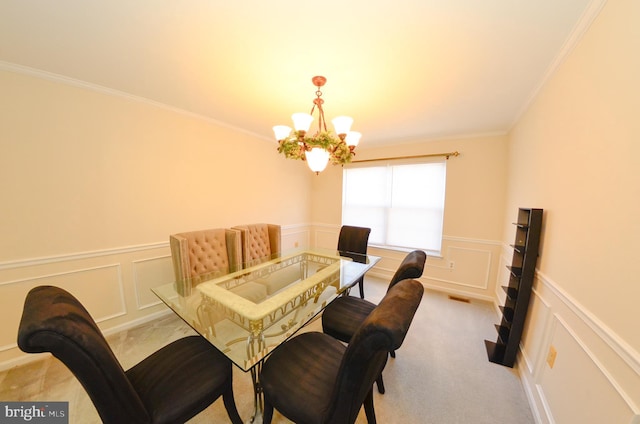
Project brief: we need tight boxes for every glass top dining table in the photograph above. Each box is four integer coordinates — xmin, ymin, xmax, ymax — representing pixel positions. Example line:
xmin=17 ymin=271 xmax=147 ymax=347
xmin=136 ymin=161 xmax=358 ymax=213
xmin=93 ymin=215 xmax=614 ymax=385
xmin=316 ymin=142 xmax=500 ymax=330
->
xmin=152 ymin=247 xmax=380 ymax=372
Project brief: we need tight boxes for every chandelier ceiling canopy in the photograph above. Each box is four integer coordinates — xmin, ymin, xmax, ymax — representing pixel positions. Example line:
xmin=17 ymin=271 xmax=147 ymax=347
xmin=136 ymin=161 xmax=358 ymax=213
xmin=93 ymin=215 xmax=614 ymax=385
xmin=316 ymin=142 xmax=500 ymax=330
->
xmin=273 ymin=76 xmax=361 ymax=174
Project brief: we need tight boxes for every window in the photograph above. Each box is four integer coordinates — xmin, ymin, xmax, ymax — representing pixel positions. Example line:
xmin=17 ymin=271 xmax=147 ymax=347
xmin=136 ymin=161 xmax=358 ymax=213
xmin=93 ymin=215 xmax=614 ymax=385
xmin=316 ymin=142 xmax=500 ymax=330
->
xmin=342 ymin=159 xmax=446 ymax=255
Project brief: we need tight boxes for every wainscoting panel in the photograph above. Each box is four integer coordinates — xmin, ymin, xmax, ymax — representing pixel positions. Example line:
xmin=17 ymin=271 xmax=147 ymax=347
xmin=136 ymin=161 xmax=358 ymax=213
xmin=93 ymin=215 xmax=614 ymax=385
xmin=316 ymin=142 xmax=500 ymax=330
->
xmin=495 ymin=251 xmax=512 ymax=306
xmin=132 ymin=255 xmax=174 ymax=309
xmin=308 ymin=226 xmax=504 ymax=302
xmin=520 ymin=288 xmax=552 ymax=376
xmin=446 ymin=246 xmax=491 ymax=289
xmin=423 ymin=237 xmax=502 ymax=301
xmin=281 ymin=225 xmax=311 ymax=250
xmin=0 ymin=264 xmax=125 ymax=352
xmin=539 ymin=317 xmax=635 ymax=423
xmin=515 ymin=272 xmax=640 ymax=424
xmin=0 ymin=244 xmax=173 ymax=368
xmin=312 ymin=225 xmax=339 ymax=250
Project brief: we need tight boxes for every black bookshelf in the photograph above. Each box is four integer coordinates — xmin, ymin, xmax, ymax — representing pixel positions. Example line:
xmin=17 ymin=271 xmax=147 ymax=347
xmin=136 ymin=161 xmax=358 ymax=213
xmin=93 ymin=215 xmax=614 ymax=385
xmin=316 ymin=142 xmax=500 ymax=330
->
xmin=485 ymin=208 xmax=543 ymax=367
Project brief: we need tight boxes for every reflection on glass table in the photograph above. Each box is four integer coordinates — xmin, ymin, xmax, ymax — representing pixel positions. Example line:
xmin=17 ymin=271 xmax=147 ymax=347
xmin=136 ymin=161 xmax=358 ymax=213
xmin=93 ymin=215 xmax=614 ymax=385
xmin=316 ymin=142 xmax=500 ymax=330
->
xmin=152 ymin=247 xmax=380 ymax=423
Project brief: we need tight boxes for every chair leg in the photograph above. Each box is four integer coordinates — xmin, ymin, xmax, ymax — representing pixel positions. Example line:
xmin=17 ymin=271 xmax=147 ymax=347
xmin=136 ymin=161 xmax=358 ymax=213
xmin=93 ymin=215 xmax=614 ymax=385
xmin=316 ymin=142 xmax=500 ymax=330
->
xmin=222 ymin=384 xmax=243 ymax=424
xmin=364 ymin=388 xmax=377 ymax=424
xmin=375 ymin=373 xmax=385 ymax=394
xmin=358 ymin=277 xmax=365 ymax=299
xmin=263 ymin=401 xmax=274 ymax=424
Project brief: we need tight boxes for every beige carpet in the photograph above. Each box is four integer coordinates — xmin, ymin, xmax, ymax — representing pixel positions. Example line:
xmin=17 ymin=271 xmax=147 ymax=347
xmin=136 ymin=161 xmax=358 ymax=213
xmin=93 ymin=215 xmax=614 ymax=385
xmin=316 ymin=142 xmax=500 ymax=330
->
xmin=0 ymin=276 xmax=534 ymax=423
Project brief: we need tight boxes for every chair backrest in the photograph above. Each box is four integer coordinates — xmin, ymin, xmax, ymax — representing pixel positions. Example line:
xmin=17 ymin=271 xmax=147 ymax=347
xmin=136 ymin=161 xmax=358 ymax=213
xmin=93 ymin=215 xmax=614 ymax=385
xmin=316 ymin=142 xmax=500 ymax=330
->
xmin=232 ymin=223 xmax=281 ymax=266
xmin=170 ymin=228 xmax=242 ymax=293
xmin=17 ymin=286 xmax=150 ymax=423
xmin=388 ymin=250 xmax=427 ymax=292
xmin=328 ymin=279 xmax=424 ymax=423
xmin=337 ymin=226 xmax=371 ymax=263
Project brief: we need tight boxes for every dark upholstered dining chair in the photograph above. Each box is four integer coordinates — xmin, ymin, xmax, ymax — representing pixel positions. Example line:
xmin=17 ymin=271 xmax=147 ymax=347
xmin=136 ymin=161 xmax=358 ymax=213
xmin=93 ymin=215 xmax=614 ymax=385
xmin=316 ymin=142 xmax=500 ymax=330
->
xmin=337 ymin=225 xmax=371 ymax=298
xmin=260 ymin=279 xmax=424 ymax=424
xmin=322 ymin=249 xmax=427 ymax=394
xmin=17 ymin=286 xmax=243 ymax=424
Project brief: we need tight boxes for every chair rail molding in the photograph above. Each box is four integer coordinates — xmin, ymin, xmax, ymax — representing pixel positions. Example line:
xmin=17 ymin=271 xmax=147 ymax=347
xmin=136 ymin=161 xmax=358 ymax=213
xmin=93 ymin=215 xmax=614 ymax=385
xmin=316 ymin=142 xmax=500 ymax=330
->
xmin=0 ymin=241 xmax=169 ymax=270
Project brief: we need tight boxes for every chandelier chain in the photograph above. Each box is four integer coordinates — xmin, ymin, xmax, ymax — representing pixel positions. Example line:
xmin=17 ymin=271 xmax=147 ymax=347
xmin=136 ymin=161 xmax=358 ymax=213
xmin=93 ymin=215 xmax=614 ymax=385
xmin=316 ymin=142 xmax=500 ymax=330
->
xmin=310 ymin=88 xmax=327 ymax=133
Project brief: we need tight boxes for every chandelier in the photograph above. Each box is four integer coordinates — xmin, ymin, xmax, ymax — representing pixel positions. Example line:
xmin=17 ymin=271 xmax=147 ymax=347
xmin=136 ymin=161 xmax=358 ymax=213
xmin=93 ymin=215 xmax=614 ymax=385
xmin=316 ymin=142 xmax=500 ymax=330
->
xmin=273 ymin=76 xmax=361 ymax=174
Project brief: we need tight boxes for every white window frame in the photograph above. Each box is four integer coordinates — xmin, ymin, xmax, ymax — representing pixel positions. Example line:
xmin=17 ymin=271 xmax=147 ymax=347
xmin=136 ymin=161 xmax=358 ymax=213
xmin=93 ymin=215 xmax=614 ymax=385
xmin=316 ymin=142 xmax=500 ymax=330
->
xmin=341 ymin=157 xmax=446 ymax=256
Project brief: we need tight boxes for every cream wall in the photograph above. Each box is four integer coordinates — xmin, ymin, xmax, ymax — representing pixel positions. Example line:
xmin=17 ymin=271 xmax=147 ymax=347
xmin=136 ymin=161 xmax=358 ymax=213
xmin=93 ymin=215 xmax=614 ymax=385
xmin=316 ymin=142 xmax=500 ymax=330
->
xmin=310 ymin=134 xmax=509 ymax=301
xmin=0 ymin=70 xmax=312 ymax=260
xmin=0 ymin=69 xmax=313 ymax=365
xmin=504 ymin=0 xmax=640 ymax=422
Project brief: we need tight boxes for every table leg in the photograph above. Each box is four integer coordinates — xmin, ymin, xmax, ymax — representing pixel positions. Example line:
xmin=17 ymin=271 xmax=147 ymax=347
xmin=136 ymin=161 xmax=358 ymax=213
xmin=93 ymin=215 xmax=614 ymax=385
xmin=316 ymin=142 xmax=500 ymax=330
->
xmin=247 ymin=333 xmax=266 ymax=423
xmin=248 ymin=361 xmax=264 ymax=423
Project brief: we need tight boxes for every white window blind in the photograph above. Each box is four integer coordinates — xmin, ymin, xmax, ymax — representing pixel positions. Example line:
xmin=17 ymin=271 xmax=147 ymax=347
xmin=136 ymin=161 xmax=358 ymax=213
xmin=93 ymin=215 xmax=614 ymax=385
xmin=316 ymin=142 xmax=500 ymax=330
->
xmin=342 ymin=159 xmax=446 ymax=254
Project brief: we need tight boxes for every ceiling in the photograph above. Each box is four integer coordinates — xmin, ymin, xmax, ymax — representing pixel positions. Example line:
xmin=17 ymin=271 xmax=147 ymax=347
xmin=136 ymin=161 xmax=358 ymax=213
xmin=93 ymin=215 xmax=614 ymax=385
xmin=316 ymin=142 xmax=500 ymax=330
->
xmin=0 ymin=1 xmax=599 ymax=147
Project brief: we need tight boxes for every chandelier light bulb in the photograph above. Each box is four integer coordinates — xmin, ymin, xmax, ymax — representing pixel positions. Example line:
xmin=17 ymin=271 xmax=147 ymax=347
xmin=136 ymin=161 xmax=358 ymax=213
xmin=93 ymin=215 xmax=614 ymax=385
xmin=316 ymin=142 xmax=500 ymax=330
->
xmin=305 ymin=148 xmax=330 ymax=174
xmin=292 ymin=113 xmax=314 ymax=132
xmin=345 ymin=131 xmax=362 ymax=147
xmin=331 ymin=116 xmax=353 ymax=137
xmin=273 ymin=125 xmax=292 ymax=141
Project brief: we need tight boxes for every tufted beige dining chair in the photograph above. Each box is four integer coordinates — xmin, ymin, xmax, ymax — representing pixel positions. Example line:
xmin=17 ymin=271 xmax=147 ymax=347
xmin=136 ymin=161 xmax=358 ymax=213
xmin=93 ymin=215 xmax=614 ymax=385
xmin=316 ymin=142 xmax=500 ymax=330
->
xmin=232 ymin=223 xmax=281 ymax=267
xmin=169 ymin=228 xmax=242 ymax=295
xmin=231 ymin=223 xmax=303 ymax=296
